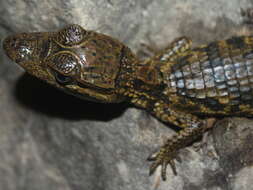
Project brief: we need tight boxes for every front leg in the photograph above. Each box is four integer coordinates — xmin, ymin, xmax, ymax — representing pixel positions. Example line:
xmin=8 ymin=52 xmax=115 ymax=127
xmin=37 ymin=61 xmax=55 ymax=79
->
xmin=135 ymin=37 xmax=192 ymax=85
xmin=152 ymin=36 xmax=192 ymax=62
xmin=135 ymin=37 xmax=192 ymax=86
xmin=148 ymin=101 xmax=216 ymax=180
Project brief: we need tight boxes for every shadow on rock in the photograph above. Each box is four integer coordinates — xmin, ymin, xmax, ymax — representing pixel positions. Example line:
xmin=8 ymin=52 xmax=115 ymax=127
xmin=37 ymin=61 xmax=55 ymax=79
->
xmin=15 ymin=73 xmax=129 ymax=121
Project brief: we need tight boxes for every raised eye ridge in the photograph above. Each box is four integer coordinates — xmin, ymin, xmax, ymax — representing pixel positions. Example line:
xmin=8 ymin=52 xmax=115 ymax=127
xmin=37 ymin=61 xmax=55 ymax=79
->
xmin=48 ymin=53 xmax=78 ymax=75
xmin=56 ymin=24 xmax=87 ymax=46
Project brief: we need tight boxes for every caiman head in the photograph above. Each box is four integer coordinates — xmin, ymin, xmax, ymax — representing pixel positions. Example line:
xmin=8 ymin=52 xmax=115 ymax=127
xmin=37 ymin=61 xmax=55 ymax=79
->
xmin=3 ymin=24 xmax=136 ymax=103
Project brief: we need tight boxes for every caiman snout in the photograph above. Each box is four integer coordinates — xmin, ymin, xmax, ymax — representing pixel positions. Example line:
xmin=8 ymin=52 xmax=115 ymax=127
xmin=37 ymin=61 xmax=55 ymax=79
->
xmin=3 ymin=34 xmax=36 ymax=64
xmin=3 ymin=32 xmax=50 ymax=65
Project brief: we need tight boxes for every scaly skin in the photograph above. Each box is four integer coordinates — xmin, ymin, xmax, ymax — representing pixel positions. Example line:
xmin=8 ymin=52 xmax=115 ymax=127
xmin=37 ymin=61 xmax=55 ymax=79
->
xmin=3 ymin=24 xmax=253 ymax=180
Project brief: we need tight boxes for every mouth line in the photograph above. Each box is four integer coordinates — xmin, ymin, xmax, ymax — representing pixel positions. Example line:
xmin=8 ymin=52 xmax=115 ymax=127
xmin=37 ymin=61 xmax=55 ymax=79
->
xmin=51 ymin=69 xmax=114 ymax=93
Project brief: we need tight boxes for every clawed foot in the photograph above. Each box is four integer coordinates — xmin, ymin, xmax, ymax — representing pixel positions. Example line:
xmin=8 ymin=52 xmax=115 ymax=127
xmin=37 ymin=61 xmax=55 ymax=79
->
xmin=147 ymin=120 xmax=215 ymax=181
xmin=147 ymin=146 xmax=181 ymax=181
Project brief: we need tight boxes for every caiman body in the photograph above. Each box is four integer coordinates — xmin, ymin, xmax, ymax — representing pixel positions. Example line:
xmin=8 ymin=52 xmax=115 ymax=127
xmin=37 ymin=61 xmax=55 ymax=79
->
xmin=3 ymin=24 xmax=253 ymax=180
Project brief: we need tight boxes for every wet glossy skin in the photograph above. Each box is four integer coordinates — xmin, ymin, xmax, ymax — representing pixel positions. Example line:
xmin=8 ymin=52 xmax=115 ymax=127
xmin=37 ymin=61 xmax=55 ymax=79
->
xmin=3 ymin=24 xmax=253 ymax=181
xmin=3 ymin=25 xmax=135 ymax=102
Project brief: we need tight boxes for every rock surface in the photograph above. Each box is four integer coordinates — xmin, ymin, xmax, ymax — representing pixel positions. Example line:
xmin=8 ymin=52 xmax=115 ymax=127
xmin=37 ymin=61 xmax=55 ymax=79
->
xmin=1 ymin=0 xmax=253 ymax=190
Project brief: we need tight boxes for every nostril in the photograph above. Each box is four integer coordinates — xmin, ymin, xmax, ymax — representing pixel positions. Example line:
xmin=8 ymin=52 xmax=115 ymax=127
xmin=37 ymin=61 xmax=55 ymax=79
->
xmin=3 ymin=37 xmax=22 ymax=49
xmin=3 ymin=37 xmax=10 ymax=51
xmin=3 ymin=36 xmax=16 ymax=49
xmin=10 ymin=40 xmax=16 ymax=48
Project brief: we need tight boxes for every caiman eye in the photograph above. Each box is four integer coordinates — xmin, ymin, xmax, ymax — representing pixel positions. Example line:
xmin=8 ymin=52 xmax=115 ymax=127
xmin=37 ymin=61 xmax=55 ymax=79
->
xmin=55 ymin=72 xmax=73 ymax=85
xmin=56 ymin=24 xmax=87 ymax=46
xmin=48 ymin=53 xmax=79 ymax=83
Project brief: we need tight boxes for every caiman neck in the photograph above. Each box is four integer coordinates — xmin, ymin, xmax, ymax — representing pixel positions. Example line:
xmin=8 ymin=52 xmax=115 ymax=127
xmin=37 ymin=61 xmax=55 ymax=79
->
xmin=116 ymin=53 xmax=166 ymax=109
xmin=116 ymin=46 xmax=138 ymax=97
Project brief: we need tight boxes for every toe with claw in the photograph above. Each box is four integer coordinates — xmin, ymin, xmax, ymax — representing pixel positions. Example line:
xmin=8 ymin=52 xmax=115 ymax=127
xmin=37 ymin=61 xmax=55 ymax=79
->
xmin=147 ymin=146 xmax=180 ymax=181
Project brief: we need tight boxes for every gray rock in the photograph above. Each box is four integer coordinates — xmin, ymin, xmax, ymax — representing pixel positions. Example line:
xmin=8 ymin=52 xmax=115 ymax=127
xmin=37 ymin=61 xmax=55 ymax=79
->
xmin=212 ymin=118 xmax=253 ymax=190
xmin=1 ymin=0 xmax=253 ymax=190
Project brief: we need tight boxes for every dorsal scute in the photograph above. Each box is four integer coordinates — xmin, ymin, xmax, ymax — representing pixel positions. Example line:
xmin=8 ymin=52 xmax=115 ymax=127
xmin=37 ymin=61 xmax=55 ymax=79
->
xmin=168 ymin=37 xmax=253 ymax=105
